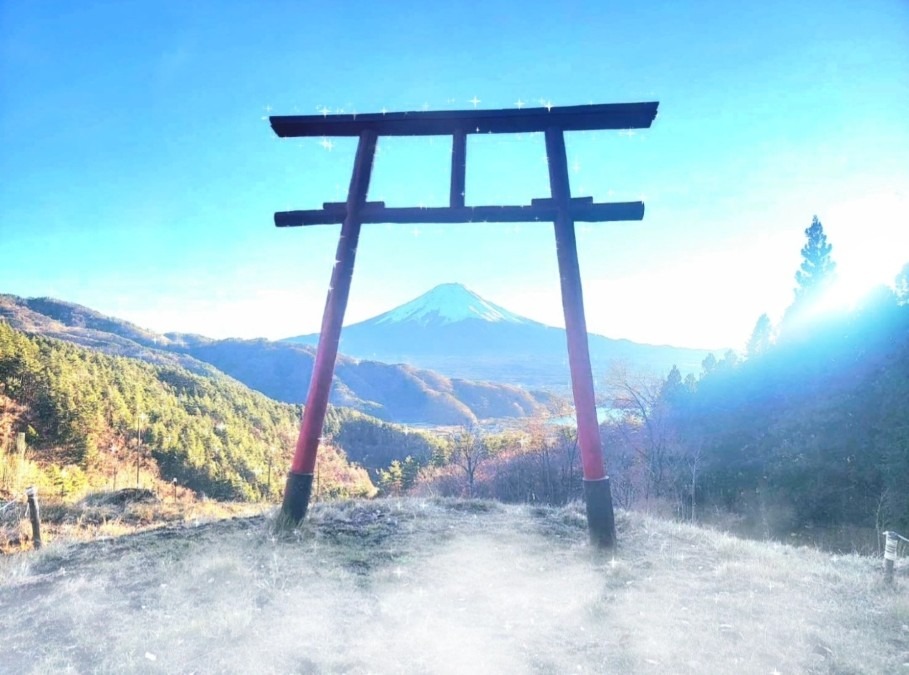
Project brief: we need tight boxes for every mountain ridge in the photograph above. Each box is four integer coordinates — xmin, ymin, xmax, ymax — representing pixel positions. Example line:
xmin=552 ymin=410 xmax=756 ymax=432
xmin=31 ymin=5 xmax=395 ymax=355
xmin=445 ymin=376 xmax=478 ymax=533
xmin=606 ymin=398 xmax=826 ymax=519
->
xmin=284 ymin=283 xmax=715 ymax=387
xmin=0 ymin=293 xmax=560 ymax=426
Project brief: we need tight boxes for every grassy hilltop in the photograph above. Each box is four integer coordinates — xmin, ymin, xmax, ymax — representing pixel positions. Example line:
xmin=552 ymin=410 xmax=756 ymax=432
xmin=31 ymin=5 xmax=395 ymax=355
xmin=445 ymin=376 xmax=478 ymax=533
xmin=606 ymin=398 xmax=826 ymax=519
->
xmin=1 ymin=499 xmax=907 ymax=674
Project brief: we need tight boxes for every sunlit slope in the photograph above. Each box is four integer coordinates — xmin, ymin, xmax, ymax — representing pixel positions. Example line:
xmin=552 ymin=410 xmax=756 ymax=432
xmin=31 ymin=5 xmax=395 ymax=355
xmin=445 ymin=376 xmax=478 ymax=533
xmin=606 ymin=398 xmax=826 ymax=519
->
xmin=0 ymin=321 xmax=384 ymax=501
xmin=1 ymin=500 xmax=905 ymax=673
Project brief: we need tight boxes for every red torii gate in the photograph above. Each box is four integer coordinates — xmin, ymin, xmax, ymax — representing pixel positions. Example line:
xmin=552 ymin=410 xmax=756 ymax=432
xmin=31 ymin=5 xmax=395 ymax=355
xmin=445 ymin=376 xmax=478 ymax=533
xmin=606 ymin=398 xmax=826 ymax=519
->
xmin=270 ymin=101 xmax=659 ymax=548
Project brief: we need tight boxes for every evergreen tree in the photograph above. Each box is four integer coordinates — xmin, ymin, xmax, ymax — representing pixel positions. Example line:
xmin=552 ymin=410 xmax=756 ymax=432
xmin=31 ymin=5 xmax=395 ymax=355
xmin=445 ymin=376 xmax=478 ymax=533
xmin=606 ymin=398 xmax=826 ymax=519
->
xmin=701 ymin=353 xmax=717 ymax=376
xmin=746 ymin=314 xmax=773 ymax=357
xmin=661 ymin=365 xmax=683 ymax=400
xmin=794 ymin=215 xmax=836 ymax=304
xmin=895 ymin=262 xmax=909 ymax=304
xmin=781 ymin=216 xmax=838 ymax=335
xmin=659 ymin=365 xmax=688 ymax=411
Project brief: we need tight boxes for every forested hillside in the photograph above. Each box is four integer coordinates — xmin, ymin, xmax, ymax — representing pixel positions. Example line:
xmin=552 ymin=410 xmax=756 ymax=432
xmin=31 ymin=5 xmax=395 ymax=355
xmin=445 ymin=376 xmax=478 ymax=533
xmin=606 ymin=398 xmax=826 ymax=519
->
xmin=677 ymin=285 xmax=908 ymax=533
xmin=3 ymin=217 xmax=905 ymax=547
xmin=395 ymin=222 xmax=909 ymax=548
xmin=598 ymin=225 xmax=909 ymax=540
xmin=403 ymin=280 xmax=909 ymax=542
xmin=0 ymin=294 xmax=215 ymax=375
xmin=176 ymin=336 xmax=558 ymax=424
xmin=0 ymin=294 xmax=560 ymax=425
xmin=0 ymin=322 xmax=439 ymax=502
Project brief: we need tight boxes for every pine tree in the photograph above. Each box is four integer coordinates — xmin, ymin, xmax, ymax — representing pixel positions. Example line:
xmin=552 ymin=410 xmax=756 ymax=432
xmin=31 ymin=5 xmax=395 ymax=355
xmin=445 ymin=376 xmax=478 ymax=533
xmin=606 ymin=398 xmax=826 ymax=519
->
xmin=780 ymin=216 xmax=838 ymax=334
xmin=794 ymin=215 xmax=836 ymax=304
xmin=659 ymin=366 xmax=685 ymax=406
xmin=746 ymin=314 xmax=773 ymax=357
xmin=895 ymin=262 xmax=909 ymax=304
xmin=662 ymin=365 xmax=682 ymax=393
xmin=701 ymin=353 xmax=717 ymax=377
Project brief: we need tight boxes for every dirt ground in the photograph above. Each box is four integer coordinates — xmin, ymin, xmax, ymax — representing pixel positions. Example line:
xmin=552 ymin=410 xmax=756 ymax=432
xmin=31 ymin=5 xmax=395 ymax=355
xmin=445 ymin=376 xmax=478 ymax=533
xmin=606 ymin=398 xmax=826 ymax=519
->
xmin=1 ymin=499 xmax=907 ymax=674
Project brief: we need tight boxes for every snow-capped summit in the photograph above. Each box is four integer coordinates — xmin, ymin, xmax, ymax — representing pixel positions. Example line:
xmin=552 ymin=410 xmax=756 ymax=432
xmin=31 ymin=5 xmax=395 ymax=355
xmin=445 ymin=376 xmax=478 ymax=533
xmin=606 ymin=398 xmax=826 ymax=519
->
xmin=374 ymin=283 xmax=529 ymax=326
xmin=283 ymin=282 xmax=710 ymax=388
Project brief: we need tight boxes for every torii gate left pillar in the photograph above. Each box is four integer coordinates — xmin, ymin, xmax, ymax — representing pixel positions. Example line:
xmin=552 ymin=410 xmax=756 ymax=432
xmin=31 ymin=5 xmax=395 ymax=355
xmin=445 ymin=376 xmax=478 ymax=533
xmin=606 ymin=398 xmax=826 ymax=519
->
xmin=270 ymin=102 xmax=659 ymax=548
xmin=281 ymin=129 xmax=379 ymax=527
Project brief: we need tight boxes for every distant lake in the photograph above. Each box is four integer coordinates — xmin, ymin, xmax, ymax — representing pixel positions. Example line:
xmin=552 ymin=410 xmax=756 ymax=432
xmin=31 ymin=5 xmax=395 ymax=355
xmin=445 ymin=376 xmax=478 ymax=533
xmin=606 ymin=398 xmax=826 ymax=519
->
xmin=547 ymin=406 xmax=619 ymax=426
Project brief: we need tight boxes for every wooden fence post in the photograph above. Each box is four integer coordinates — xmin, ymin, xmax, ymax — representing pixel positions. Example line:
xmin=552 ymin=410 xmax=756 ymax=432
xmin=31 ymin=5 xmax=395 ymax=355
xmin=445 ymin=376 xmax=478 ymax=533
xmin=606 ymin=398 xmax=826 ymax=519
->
xmin=884 ymin=531 xmax=897 ymax=584
xmin=25 ymin=486 xmax=42 ymax=550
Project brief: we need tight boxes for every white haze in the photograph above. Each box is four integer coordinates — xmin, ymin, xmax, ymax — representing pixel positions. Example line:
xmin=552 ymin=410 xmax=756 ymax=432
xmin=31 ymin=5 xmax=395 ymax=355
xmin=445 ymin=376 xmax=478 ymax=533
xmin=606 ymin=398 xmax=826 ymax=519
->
xmin=0 ymin=500 xmax=903 ymax=673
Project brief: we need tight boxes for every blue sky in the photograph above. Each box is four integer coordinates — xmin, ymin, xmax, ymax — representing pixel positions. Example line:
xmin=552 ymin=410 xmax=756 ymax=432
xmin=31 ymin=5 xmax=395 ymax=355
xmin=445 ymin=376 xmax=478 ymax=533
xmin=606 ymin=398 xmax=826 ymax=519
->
xmin=1 ymin=0 xmax=907 ymax=351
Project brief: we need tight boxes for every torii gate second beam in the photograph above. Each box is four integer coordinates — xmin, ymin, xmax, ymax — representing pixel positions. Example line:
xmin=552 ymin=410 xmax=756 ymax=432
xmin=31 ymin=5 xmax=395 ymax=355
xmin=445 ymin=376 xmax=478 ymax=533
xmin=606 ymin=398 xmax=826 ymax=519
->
xmin=270 ymin=101 xmax=659 ymax=548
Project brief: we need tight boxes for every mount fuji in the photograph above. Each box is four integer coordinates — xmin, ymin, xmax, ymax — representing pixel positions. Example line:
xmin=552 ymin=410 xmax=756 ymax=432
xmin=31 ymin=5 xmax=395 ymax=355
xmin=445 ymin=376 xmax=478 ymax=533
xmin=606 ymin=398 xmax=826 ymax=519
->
xmin=284 ymin=283 xmax=711 ymax=388
xmin=374 ymin=283 xmax=529 ymax=326
xmin=0 ymin=292 xmax=561 ymax=426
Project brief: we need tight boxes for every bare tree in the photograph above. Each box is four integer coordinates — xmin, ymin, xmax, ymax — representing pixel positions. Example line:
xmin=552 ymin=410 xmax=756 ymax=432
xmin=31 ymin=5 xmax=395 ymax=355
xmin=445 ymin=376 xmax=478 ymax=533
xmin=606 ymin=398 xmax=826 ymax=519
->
xmin=604 ymin=365 xmax=676 ymax=502
xmin=450 ymin=424 xmax=489 ymax=498
xmin=685 ymin=441 xmax=703 ymax=522
xmin=552 ymin=425 xmax=582 ymax=504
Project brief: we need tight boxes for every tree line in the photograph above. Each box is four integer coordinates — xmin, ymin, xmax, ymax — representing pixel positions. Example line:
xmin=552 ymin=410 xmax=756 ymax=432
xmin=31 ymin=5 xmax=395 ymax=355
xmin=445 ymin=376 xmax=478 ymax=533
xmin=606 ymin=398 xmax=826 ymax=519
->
xmin=0 ymin=323 xmax=430 ymax=501
xmin=382 ymin=218 xmax=909 ymax=546
xmin=2 ymin=216 xmax=905 ymax=544
xmin=602 ymin=217 xmax=909 ymax=539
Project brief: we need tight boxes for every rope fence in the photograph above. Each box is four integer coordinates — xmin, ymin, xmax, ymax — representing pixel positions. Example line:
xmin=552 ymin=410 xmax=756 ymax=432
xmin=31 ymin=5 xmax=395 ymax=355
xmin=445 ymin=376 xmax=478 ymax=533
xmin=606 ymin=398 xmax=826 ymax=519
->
xmin=0 ymin=498 xmax=19 ymax=515
xmin=885 ymin=531 xmax=909 ymax=545
xmin=0 ymin=497 xmax=26 ymax=551
xmin=0 ymin=489 xmax=41 ymax=550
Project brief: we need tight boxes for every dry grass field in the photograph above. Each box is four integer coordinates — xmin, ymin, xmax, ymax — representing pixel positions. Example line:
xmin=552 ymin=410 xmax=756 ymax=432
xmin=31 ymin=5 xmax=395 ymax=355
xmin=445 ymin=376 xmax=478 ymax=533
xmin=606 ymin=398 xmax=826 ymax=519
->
xmin=1 ymin=498 xmax=907 ymax=674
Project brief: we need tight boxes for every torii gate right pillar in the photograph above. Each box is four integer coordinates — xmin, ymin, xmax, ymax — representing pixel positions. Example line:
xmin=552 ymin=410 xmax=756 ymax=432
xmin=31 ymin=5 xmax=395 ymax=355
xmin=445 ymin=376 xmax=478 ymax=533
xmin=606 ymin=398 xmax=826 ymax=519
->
xmin=545 ymin=127 xmax=616 ymax=548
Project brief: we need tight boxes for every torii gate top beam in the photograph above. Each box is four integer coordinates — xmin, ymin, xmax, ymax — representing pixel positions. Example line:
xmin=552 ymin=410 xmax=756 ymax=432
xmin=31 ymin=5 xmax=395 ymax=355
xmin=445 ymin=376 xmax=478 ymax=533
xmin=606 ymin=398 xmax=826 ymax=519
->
xmin=270 ymin=102 xmax=658 ymax=228
xmin=270 ymin=101 xmax=658 ymax=137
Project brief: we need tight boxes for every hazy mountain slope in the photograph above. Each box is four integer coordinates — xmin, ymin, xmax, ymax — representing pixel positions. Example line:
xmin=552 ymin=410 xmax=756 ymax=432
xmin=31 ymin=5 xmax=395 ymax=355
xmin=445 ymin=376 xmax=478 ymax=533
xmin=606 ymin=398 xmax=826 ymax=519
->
xmin=0 ymin=295 xmax=216 ymax=376
xmin=156 ymin=336 xmax=556 ymax=425
xmin=0 ymin=294 xmax=555 ymax=425
xmin=285 ymin=283 xmax=714 ymax=387
xmin=15 ymin=296 xmax=173 ymax=348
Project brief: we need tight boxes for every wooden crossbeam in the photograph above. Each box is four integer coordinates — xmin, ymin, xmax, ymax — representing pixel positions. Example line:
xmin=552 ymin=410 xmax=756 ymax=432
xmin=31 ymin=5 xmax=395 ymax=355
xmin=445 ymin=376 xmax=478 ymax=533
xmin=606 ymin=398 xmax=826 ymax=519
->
xmin=270 ymin=102 xmax=658 ymax=137
xmin=275 ymin=200 xmax=644 ymax=227
xmin=274 ymin=103 xmax=658 ymax=221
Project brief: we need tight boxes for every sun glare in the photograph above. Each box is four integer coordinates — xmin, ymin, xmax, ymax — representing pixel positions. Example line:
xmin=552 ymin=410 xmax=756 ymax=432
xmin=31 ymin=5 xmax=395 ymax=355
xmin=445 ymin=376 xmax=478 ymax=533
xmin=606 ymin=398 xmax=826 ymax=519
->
xmin=816 ymin=191 xmax=909 ymax=314
xmin=810 ymin=260 xmax=899 ymax=318
xmin=811 ymin=279 xmax=868 ymax=317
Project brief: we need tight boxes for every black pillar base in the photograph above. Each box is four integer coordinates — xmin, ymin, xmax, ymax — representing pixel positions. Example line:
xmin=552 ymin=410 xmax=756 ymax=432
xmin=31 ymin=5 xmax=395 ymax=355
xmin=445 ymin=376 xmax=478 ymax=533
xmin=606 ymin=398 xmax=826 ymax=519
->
xmin=584 ymin=477 xmax=617 ymax=549
xmin=278 ymin=472 xmax=314 ymax=529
